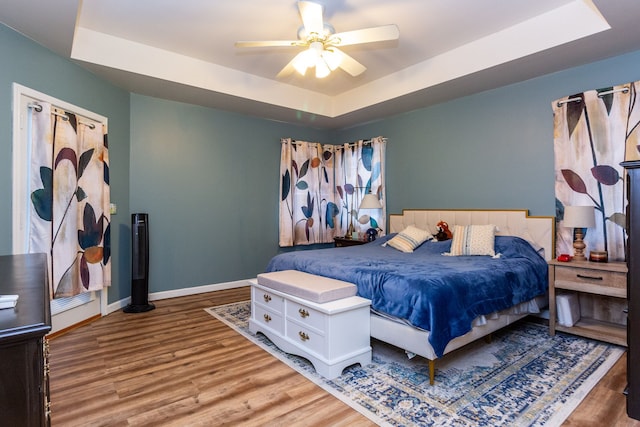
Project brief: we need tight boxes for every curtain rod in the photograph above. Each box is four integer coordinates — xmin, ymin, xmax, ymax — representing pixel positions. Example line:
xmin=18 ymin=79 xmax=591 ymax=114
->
xmin=556 ymin=87 xmax=630 ymax=107
xmin=597 ymin=87 xmax=629 ymax=97
xmin=556 ymin=97 xmax=583 ymax=107
xmin=28 ymin=102 xmax=97 ymax=129
xmin=284 ymin=137 xmax=387 ymax=146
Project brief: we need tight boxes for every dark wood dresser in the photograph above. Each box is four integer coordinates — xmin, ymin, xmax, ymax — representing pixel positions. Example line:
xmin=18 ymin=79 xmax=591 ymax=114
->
xmin=0 ymin=253 xmax=52 ymax=426
xmin=623 ymin=160 xmax=640 ymax=420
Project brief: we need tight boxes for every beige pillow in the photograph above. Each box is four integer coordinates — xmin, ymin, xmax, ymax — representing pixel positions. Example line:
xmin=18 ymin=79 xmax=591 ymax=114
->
xmin=384 ymin=225 xmax=432 ymax=253
xmin=444 ymin=224 xmax=497 ymax=256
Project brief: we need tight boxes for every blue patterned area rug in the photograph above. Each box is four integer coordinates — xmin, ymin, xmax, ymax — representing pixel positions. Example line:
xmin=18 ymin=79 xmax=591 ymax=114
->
xmin=205 ymin=302 xmax=624 ymax=427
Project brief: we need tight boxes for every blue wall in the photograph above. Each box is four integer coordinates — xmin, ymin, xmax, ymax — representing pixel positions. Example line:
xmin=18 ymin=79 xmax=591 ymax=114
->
xmin=340 ymin=50 xmax=640 ymax=218
xmin=129 ymin=95 xmax=328 ymax=291
xmin=0 ymin=24 xmax=131 ymax=304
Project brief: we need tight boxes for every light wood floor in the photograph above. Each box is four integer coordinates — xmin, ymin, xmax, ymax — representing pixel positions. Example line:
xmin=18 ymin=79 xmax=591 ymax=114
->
xmin=48 ymin=287 xmax=640 ymax=426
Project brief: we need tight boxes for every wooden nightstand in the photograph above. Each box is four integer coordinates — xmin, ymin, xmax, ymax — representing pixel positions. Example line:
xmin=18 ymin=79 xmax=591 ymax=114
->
xmin=548 ymin=259 xmax=628 ymax=346
xmin=333 ymin=237 xmax=368 ymax=247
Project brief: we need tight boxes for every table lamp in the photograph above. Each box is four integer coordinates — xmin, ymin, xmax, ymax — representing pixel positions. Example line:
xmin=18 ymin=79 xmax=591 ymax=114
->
xmin=359 ymin=193 xmax=383 ymax=210
xmin=357 ymin=192 xmax=383 ymax=240
xmin=563 ymin=205 xmax=596 ymax=262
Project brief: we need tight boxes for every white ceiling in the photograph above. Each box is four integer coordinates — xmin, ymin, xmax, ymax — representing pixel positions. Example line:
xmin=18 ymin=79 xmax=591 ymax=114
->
xmin=1 ymin=0 xmax=640 ymax=129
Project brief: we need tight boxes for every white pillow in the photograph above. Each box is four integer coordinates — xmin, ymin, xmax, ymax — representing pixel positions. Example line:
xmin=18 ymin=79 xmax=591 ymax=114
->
xmin=444 ymin=224 xmax=497 ymax=256
xmin=384 ymin=225 xmax=432 ymax=253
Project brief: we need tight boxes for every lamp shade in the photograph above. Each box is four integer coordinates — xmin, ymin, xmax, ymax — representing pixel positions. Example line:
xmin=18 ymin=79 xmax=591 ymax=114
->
xmin=563 ymin=206 xmax=596 ymax=228
xmin=359 ymin=193 xmax=382 ymax=209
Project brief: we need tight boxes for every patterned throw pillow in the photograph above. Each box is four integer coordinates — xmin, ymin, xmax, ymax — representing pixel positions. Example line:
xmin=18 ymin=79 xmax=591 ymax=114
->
xmin=384 ymin=225 xmax=432 ymax=253
xmin=444 ymin=224 xmax=497 ymax=256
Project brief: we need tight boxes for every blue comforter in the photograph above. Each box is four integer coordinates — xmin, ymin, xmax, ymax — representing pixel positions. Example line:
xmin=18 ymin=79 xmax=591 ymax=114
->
xmin=266 ymin=235 xmax=548 ymax=358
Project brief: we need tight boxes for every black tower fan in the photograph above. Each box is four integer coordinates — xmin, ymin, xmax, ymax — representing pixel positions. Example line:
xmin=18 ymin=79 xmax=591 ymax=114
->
xmin=124 ymin=213 xmax=155 ymax=313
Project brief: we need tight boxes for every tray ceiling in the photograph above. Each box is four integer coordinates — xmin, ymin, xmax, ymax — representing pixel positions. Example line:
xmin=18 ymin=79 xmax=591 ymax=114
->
xmin=1 ymin=0 xmax=639 ymax=129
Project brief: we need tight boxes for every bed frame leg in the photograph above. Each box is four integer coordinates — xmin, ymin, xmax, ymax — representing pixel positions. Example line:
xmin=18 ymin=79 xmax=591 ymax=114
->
xmin=429 ymin=359 xmax=435 ymax=385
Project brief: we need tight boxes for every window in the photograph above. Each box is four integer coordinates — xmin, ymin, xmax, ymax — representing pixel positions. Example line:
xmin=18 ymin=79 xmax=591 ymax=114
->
xmin=279 ymin=137 xmax=386 ymax=246
xmin=12 ymin=83 xmax=109 ymax=325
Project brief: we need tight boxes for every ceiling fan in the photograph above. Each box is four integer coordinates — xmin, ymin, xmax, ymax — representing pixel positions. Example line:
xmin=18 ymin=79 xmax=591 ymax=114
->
xmin=234 ymin=1 xmax=399 ymax=79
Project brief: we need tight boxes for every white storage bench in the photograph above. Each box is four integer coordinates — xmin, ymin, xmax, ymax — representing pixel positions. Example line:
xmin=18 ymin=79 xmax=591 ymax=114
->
xmin=249 ymin=270 xmax=372 ymax=379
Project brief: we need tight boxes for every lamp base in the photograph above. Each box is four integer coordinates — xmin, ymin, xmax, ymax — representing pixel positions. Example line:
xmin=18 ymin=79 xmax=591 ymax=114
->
xmin=572 ymin=229 xmax=587 ymax=262
xmin=347 ymin=222 xmax=356 ymax=239
xmin=572 ymin=254 xmax=587 ymax=262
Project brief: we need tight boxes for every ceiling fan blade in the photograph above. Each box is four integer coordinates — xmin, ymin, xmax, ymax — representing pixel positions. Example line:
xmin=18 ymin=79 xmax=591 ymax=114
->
xmin=277 ymin=50 xmax=308 ymax=78
xmin=330 ymin=24 xmax=399 ymax=47
xmin=298 ymin=1 xmax=324 ymax=36
xmin=331 ymin=47 xmax=366 ymax=77
xmin=235 ymin=40 xmax=301 ymax=48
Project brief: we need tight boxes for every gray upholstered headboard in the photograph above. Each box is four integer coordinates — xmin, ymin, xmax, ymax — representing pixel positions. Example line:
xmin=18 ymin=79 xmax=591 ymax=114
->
xmin=388 ymin=209 xmax=555 ymax=261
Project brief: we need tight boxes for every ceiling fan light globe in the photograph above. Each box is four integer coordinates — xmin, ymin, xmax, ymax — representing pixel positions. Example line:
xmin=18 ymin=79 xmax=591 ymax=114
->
xmin=292 ymin=49 xmax=315 ymax=75
xmin=292 ymin=58 xmax=309 ymax=76
xmin=315 ymin=60 xmax=330 ymax=78
xmin=322 ymin=49 xmax=342 ymax=71
xmin=293 ymin=61 xmax=308 ymax=76
xmin=293 ymin=45 xmax=319 ymax=68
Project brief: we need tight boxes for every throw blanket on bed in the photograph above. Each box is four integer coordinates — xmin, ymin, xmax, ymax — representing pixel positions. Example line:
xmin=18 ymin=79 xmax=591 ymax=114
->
xmin=266 ymin=235 xmax=548 ymax=358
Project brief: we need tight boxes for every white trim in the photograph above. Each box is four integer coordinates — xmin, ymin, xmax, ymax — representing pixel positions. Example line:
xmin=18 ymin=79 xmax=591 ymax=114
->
xmin=51 ymin=293 xmax=102 ymax=334
xmin=106 ymin=279 xmax=251 ymax=315
xmin=50 ymin=291 xmax=95 ymax=315
xmin=11 ymin=85 xmax=32 ymax=254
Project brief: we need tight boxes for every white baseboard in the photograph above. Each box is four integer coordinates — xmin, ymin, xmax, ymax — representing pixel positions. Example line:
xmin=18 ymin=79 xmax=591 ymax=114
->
xmin=51 ymin=294 xmax=101 ymax=334
xmin=106 ymin=279 xmax=253 ymax=315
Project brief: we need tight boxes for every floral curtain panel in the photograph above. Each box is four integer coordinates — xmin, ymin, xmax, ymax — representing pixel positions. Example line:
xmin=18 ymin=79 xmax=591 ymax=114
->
xmin=279 ymin=137 xmax=386 ymax=246
xmin=30 ymin=102 xmax=111 ymax=298
xmin=279 ymin=139 xmax=337 ymax=246
xmin=334 ymin=137 xmax=386 ymax=239
xmin=553 ymin=81 xmax=640 ymax=261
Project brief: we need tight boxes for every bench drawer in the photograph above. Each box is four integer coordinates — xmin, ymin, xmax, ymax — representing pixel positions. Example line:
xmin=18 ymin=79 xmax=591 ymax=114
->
xmin=286 ymin=301 xmax=326 ymax=333
xmin=252 ymin=303 xmax=284 ymax=334
xmin=286 ymin=320 xmax=326 ymax=356
xmin=252 ymin=286 xmax=284 ymax=313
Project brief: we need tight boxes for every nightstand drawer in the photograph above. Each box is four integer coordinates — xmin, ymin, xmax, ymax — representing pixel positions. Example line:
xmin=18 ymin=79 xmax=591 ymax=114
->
xmin=554 ymin=265 xmax=626 ymax=293
xmin=548 ymin=259 xmax=628 ymax=346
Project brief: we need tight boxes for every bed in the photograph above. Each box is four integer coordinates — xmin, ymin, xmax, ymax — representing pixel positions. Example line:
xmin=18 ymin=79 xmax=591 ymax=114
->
xmin=266 ymin=209 xmax=554 ymax=383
